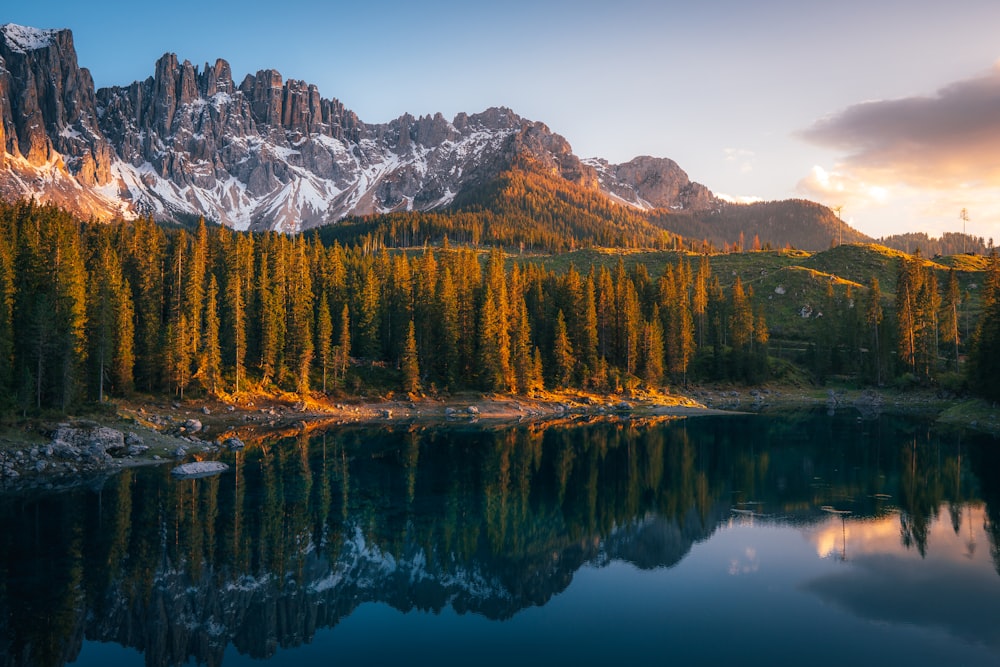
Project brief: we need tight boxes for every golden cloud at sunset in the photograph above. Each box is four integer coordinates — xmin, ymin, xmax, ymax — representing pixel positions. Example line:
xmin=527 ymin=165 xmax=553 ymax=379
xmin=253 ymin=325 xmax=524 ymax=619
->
xmin=800 ymin=63 xmax=1000 ymax=190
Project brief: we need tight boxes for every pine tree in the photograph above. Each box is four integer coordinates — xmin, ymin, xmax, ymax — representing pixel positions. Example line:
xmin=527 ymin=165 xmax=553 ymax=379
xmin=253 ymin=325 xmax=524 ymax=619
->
xmin=413 ymin=247 xmax=438 ymax=379
xmin=641 ymin=309 xmax=665 ymax=387
xmin=316 ymin=293 xmax=333 ymax=393
xmin=401 ymin=319 xmax=420 ymax=393
xmin=866 ymin=277 xmax=885 ymax=385
xmin=706 ymin=275 xmax=727 ymax=379
xmin=335 ymin=303 xmax=351 ymax=382
xmin=661 ymin=262 xmax=695 ymax=385
xmin=915 ymin=270 xmax=940 ymax=377
xmin=0 ymin=225 xmax=15 ymax=402
xmin=895 ymin=257 xmax=922 ymax=374
xmin=477 ymin=249 xmax=512 ymax=391
xmin=228 ymin=274 xmax=246 ymax=394
xmin=940 ymin=269 xmax=961 ymax=373
xmin=166 ymin=313 xmax=191 ymax=399
xmin=352 ymin=260 xmax=380 ymax=360
xmin=288 ymin=237 xmax=314 ymax=394
xmin=435 ymin=267 xmax=460 ymax=388
xmin=693 ymin=256 xmax=709 ymax=348
xmin=969 ymin=252 xmax=1000 ymax=399
xmin=579 ymin=273 xmax=601 ymax=387
xmin=185 ymin=219 xmax=209 ymax=368
xmin=87 ymin=241 xmax=134 ymax=400
xmin=552 ymin=309 xmax=574 ymax=388
xmin=197 ymin=275 xmax=222 ymax=394
xmin=509 ymin=272 xmax=534 ymax=394
xmin=729 ymin=277 xmax=754 ymax=357
xmin=530 ymin=346 xmax=545 ymax=393
xmin=49 ymin=217 xmax=88 ymax=410
xmin=123 ymin=218 xmax=166 ymax=392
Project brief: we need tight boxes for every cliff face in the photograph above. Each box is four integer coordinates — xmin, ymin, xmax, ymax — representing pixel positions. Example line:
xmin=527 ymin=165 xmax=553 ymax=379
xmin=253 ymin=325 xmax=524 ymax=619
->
xmin=585 ymin=155 xmax=716 ymax=212
xmin=0 ymin=24 xmax=112 ymax=183
xmin=0 ymin=23 xmax=716 ymax=232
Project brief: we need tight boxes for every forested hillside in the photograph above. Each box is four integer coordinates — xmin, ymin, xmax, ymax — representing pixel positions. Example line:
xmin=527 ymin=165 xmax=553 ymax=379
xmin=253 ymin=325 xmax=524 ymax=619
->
xmin=1 ymin=199 xmax=997 ymax=413
xmin=318 ymin=164 xmax=679 ymax=252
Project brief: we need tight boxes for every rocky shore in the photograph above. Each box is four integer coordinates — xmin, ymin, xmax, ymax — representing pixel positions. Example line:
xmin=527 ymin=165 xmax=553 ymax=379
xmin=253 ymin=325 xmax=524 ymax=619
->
xmin=1 ymin=385 xmax=994 ymax=491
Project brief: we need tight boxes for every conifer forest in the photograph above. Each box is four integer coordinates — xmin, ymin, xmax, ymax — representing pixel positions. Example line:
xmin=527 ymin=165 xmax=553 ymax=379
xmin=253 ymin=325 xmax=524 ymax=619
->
xmin=1 ymin=199 xmax=998 ymax=413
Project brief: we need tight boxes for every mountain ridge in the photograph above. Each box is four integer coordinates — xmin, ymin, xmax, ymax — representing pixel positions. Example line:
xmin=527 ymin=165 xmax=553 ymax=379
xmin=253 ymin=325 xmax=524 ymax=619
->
xmin=0 ymin=22 xmax=866 ymax=249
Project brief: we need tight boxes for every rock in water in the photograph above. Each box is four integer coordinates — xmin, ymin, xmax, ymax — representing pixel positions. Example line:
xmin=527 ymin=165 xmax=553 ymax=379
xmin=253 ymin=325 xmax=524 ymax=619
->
xmin=171 ymin=461 xmax=229 ymax=479
xmin=224 ymin=437 xmax=245 ymax=450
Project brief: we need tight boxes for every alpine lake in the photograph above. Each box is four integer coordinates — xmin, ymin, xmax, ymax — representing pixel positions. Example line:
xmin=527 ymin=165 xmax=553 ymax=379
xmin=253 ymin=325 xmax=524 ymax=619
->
xmin=2 ymin=408 xmax=1000 ymax=667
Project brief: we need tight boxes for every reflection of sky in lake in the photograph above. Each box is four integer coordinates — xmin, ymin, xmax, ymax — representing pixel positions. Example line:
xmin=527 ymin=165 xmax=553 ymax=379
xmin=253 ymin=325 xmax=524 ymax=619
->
xmin=42 ymin=414 xmax=1000 ymax=667
xmin=802 ymin=506 xmax=1000 ymax=651
xmin=87 ymin=504 xmax=992 ymax=667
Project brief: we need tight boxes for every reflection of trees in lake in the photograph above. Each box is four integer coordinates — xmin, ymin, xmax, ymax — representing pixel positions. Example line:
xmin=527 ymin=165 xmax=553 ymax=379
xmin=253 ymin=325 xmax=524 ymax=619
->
xmin=969 ymin=442 xmax=1000 ymax=576
xmin=0 ymin=412 xmax=997 ymax=666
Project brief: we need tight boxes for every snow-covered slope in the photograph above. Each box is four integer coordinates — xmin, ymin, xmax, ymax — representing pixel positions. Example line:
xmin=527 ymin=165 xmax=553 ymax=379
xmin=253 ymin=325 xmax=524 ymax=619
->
xmin=0 ymin=23 xmax=716 ymax=232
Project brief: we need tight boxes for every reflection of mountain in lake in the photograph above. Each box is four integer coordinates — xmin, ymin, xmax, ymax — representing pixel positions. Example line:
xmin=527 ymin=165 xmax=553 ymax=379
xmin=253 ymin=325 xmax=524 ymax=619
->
xmin=0 ymin=412 xmax=997 ymax=667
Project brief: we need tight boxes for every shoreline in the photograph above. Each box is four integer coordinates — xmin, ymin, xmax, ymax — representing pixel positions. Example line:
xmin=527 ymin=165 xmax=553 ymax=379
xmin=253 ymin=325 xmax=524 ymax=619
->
xmin=1 ymin=385 xmax=997 ymax=492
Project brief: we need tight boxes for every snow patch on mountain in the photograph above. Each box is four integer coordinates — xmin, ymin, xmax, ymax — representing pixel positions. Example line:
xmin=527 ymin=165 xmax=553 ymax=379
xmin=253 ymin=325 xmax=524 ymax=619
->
xmin=0 ymin=24 xmax=60 ymax=53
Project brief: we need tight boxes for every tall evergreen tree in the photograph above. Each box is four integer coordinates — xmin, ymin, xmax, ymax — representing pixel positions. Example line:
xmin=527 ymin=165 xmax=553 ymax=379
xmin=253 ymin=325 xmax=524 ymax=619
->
xmin=197 ymin=275 xmax=222 ymax=394
xmin=641 ymin=308 xmax=665 ymax=386
xmin=335 ymin=303 xmax=351 ymax=382
xmin=316 ymin=292 xmax=333 ymax=393
xmin=692 ymin=255 xmax=710 ymax=348
xmin=87 ymin=241 xmax=134 ymax=400
xmin=477 ymin=249 xmax=512 ymax=391
xmin=435 ymin=267 xmax=460 ymax=388
xmin=551 ymin=309 xmax=574 ymax=388
xmin=969 ymin=252 xmax=1000 ymax=399
xmin=228 ymin=272 xmax=247 ymax=393
xmin=401 ymin=319 xmax=420 ymax=393
xmin=866 ymin=277 xmax=886 ymax=386
xmin=940 ymin=269 xmax=961 ymax=373
xmin=288 ymin=237 xmax=314 ymax=394
xmin=0 ymin=223 xmax=15 ymax=402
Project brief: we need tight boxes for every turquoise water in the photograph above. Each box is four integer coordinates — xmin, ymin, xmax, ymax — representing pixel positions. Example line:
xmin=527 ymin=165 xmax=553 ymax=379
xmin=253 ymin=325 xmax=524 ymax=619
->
xmin=2 ymin=411 xmax=999 ymax=666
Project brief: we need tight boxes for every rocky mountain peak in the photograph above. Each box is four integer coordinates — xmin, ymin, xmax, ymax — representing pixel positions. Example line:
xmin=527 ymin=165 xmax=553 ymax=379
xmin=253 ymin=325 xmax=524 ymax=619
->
xmin=0 ymin=24 xmax=723 ymax=232
xmin=586 ymin=155 xmax=717 ymax=212
xmin=0 ymin=22 xmax=113 ymax=202
xmin=0 ymin=24 xmax=63 ymax=54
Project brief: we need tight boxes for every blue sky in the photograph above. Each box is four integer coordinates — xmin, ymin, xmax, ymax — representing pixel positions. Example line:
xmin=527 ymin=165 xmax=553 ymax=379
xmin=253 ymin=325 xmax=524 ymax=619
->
xmin=5 ymin=0 xmax=1000 ymax=240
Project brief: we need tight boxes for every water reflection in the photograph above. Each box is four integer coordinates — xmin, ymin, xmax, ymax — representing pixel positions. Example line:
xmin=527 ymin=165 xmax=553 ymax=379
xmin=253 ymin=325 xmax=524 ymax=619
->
xmin=803 ymin=506 xmax=1000 ymax=648
xmin=0 ymin=412 xmax=998 ymax=666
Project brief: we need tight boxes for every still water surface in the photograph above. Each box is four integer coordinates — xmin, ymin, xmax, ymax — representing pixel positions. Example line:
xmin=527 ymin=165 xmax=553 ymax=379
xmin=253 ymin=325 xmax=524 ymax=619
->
xmin=2 ymin=410 xmax=999 ymax=666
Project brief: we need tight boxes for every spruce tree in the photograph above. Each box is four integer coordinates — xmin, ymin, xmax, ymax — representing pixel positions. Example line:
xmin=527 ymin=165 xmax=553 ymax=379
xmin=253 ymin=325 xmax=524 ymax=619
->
xmin=940 ymin=269 xmax=961 ymax=373
xmin=336 ymin=303 xmax=351 ymax=382
xmin=401 ymin=319 xmax=420 ymax=393
xmin=197 ymin=275 xmax=222 ymax=394
xmin=641 ymin=309 xmax=665 ymax=387
xmin=552 ymin=310 xmax=574 ymax=388
xmin=228 ymin=274 xmax=246 ymax=394
xmin=289 ymin=237 xmax=314 ymax=394
xmin=435 ymin=267 xmax=460 ymax=388
xmin=969 ymin=252 xmax=1000 ymax=399
xmin=316 ymin=293 xmax=333 ymax=393
xmin=693 ymin=256 xmax=710 ymax=348
xmin=579 ymin=273 xmax=601 ymax=387
xmin=0 ymin=225 xmax=15 ymax=402
xmin=866 ymin=277 xmax=885 ymax=385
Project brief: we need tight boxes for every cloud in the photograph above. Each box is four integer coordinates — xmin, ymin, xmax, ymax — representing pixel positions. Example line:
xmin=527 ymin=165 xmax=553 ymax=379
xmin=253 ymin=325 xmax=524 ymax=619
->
xmin=716 ymin=192 xmax=763 ymax=205
xmin=803 ymin=553 xmax=1000 ymax=648
xmin=723 ymin=147 xmax=755 ymax=174
xmin=799 ymin=62 xmax=1000 ymax=189
xmin=797 ymin=164 xmax=1000 ymax=239
xmin=796 ymin=165 xmax=889 ymax=208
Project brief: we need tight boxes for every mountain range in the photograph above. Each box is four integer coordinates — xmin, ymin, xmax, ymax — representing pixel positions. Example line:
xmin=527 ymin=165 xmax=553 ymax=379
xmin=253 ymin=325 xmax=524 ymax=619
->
xmin=0 ymin=23 xmax=868 ymax=249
